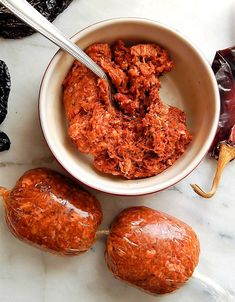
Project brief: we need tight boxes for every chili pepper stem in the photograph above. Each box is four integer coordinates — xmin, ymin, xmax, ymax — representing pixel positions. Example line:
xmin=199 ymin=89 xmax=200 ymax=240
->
xmin=96 ymin=230 xmax=110 ymax=237
xmin=191 ymin=143 xmax=235 ymax=198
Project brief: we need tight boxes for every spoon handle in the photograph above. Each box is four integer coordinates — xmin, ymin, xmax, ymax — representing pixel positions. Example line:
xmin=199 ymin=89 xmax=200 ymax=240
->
xmin=0 ymin=0 xmax=107 ymax=80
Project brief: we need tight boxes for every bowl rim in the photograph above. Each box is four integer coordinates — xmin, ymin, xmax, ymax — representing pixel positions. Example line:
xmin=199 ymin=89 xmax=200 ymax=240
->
xmin=38 ymin=17 xmax=220 ymax=196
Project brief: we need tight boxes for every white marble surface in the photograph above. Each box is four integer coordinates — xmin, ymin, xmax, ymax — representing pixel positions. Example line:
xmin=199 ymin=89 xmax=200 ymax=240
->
xmin=0 ymin=0 xmax=235 ymax=301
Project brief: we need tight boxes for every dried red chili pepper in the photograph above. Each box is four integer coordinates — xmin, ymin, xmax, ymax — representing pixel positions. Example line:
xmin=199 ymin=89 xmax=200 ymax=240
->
xmin=191 ymin=47 xmax=235 ymax=198
xmin=0 ymin=168 xmax=102 ymax=255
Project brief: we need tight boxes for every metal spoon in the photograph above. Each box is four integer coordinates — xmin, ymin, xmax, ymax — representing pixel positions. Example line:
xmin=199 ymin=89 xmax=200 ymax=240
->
xmin=0 ymin=0 xmax=110 ymax=87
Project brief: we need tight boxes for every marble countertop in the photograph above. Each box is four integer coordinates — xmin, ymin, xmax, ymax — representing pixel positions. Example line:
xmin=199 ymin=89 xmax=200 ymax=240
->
xmin=0 ymin=0 xmax=235 ymax=301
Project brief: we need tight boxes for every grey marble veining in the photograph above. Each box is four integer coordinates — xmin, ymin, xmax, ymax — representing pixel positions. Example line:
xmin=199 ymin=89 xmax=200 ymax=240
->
xmin=0 ymin=0 xmax=235 ymax=301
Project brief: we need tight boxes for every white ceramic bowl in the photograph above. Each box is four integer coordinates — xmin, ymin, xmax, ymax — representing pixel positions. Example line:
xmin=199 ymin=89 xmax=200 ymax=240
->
xmin=39 ymin=18 xmax=220 ymax=196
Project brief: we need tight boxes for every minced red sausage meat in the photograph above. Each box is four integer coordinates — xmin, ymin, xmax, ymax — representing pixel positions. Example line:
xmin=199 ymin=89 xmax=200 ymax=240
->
xmin=5 ymin=168 xmax=102 ymax=255
xmin=105 ymin=206 xmax=200 ymax=294
xmin=63 ymin=40 xmax=192 ymax=179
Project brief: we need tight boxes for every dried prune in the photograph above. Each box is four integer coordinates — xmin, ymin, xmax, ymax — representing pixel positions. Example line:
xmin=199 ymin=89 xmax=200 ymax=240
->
xmin=0 ymin=131 xmax=11 ymax=151
xmin=0 ymin=60 xmax=11 ymax=124
xmin=0 ymin=0 xmax=73 ymax=39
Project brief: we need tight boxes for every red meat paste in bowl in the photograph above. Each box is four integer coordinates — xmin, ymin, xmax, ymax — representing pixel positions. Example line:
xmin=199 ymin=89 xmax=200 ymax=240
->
xmin=63 ymin=40 xmax=192 ymax=179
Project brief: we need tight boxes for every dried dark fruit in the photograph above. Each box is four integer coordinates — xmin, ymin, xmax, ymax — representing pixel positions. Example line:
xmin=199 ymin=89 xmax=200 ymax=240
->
xmin=191 ymin=47 xmax=235 ymax=198
xmin=0 ymin=60 xmax=11 ymax=124
xmin=0 ymin=131 xmax=11 ymax=151
xmin=0 ymin=0 xmax=73 ymax=39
